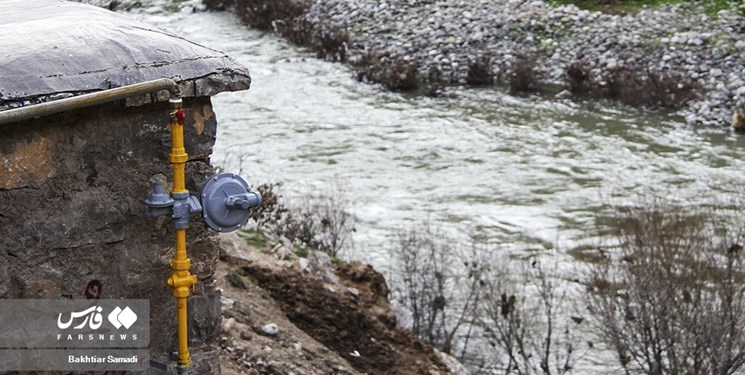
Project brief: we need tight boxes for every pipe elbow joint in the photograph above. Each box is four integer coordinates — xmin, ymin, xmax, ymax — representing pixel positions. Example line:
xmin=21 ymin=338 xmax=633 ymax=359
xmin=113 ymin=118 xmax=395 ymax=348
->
xmin=168 ymin=273 xmax=197 ymax=297
xmin=172 ymin=195 xmax=203 ymax=229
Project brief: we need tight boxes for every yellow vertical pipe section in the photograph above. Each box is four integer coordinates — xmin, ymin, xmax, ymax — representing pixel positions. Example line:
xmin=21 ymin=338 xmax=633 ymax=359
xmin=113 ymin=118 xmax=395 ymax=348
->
xmin=166 ymin=98 xmax=197 ymax=368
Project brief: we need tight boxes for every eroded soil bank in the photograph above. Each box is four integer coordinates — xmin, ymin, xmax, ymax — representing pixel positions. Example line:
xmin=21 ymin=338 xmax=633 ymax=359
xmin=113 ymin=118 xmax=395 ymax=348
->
xmin=217 ymin=231 xmax=461 ymax=374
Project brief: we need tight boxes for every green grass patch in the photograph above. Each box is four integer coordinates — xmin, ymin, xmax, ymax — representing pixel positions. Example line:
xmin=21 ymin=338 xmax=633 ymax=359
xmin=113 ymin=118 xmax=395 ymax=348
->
xmin=246 ymin=234 xmax=267 ymax=248
xmin=241 ymin=228 xmax=268 ymax=249
xmin=294 ymin=244 xmax=310 ymax=258
xmin=552 ymin=0 xmax=737 ymax=15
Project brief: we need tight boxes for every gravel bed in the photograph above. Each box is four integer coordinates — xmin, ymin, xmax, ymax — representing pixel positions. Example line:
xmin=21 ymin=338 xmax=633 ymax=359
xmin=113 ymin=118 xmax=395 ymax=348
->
xmin=295 ymin=0 xmax=744 ymax=127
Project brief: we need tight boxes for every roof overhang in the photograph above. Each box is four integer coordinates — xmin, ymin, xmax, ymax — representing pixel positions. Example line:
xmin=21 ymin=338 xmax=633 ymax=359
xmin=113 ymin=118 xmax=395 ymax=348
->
xmin=0 ymin=0 xmax=251 ymax=109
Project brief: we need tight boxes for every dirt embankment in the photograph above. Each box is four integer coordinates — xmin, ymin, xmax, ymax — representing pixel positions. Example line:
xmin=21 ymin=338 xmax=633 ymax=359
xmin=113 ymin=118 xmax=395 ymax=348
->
xmin=216 ymin=231 xmax=453 ymax=375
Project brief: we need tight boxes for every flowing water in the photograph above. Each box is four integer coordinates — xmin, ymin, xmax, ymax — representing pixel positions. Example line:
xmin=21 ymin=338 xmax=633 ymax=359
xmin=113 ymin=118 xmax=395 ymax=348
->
xmin=128 ymin=2 xmax=745 ymax=269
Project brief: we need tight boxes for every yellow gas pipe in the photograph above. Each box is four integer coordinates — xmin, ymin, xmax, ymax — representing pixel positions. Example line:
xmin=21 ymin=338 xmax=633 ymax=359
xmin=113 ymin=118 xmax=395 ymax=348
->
xmin=166 ymin=97 xmax=198 ymax=368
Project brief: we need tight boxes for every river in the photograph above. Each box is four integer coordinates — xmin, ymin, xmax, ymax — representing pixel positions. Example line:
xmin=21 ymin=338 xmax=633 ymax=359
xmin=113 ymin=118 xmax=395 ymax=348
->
xmin=126 ymin=0 xmax=745 ymax=270
xmin=120 ymin=1 xmax=745 ymax=372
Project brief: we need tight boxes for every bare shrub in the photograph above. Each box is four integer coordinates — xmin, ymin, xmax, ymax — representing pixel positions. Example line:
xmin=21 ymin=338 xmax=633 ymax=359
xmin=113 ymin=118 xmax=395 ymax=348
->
xmin=226 ymin=0 xmax=350 ymax=62
xmin=467 ymin=54 xmax=493 ymax=85
xmin=250 ymin=182 xmax=354 ymax=257
xmin=424 ymin=67 xmax=443 ymax=97
xmin=509 ymin=54 xmax=538 ymax=93
xmin=353 ymin=50 xmax=421 ymax=91
xmin=389 ymin=223 xmax=584 ymax=372
xmin=389 ymin=223 xmax=486 ymax=360
xmin=249 ymin=182 xmax=288 ymax=227
xmin=565 ymin=60 xmax=591 ymax=93
xmin=481 ymin=260 xmax=584 ymax=374
xmin=602 ymin=67 xmax=702 ymax=108
xmin=230 ymin=0 xmax=308 ymax=31
xmin=587 ymin=198 xmax=745 ymax=374
xmin=317 ymin=27 xmax=350 ymax=62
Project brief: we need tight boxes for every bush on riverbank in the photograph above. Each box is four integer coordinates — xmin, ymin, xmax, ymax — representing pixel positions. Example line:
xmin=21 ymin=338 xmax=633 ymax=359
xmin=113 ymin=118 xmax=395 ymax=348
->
xmin=587 ymin=198 xmax=745 ymax=374
xmin=390 ymin=196 xmax=745 ymax=373
xmin=564 ymin=61 xmax=704 ymax=108
xmin=353 ymin=50 xmax=421 ymax=90
xmin=388 ymin=222 xmax=586 ymax=373
xmin=508 ymin=54 xmax=539 ymax=93
xmin=602 ymin=66 xmax=703 ymax=108
xmin=230 ymin=0 xmax=307 ymax=31
xmin=388 ymin=224 xmax=486 ymax=359
xmin=216 ymin=0 xmax=350 ymax=61
xmin=250 ymin=182 xmax=354 ymax=257
xmin=466 ymin=54 xmax=493 ymax=85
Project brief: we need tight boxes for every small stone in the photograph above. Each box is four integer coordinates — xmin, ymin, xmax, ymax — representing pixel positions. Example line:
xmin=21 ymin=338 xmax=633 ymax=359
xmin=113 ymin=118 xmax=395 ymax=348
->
xmin=221 ymin=317 xmax=236 ymax=333
xmin=735 ymin=40 xmax=745 ymax=49
xmin=347 ymin=287 xmax=361 ymax=298
xmin=671 ymin=35 xmax=687 ymax=44
xmin=260 ymin=323 xmax=279 ymax=337
xmin=240 ymin=330 xmax=252 ymax=341
xmin=469 ymin=32 xmax=483 ymax=42
xmin=688 ymin=38 xmax=703 ymax=46
xmin=298 ymin=257 xmax=309 ymax=271
xmin=555 ymin=90 xmax=572 ymax=99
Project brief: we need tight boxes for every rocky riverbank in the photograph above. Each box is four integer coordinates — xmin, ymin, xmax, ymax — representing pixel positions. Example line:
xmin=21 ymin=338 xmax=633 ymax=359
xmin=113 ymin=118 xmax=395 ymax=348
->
xmin=208 ymin=0 xmax=744 ymax=128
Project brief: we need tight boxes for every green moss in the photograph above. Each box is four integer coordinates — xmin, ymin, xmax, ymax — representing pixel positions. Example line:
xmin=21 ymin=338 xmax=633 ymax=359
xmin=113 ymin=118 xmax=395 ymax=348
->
xmin=331 ymin=256 xmax=343 ymax=265
xmin=294 ymin=244 xmax=309 ymax=258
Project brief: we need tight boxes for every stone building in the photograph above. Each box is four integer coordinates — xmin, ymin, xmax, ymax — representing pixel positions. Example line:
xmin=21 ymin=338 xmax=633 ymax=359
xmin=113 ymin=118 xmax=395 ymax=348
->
xmin=0 ymin=1 xmax=250 ymax=372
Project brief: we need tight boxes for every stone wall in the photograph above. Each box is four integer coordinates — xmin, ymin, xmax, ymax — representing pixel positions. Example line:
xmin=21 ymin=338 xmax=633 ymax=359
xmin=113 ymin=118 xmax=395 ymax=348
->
xmin=0 ymin=97 xmax=222 ymax=370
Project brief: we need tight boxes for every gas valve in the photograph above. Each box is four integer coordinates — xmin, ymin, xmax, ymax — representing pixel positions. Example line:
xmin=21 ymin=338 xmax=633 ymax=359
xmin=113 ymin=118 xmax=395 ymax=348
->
xmin=200 ymin=172 xmax=262 ymax=233
xmin=144 ymin=180 xmax=174 ymax=218
xmin=144 ymin=173 xmax=260 ymax=233
xmin=144 ymin=179 xmax=203 ymax=229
